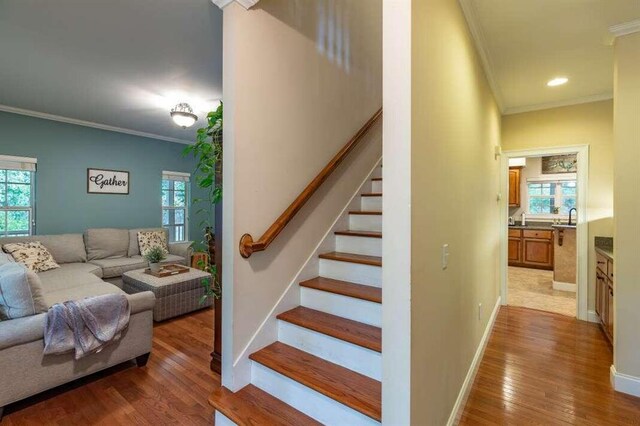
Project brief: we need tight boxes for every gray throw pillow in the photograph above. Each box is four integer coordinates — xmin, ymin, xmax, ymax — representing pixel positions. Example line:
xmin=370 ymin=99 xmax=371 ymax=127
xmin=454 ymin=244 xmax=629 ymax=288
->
xmin=0 ymin=263 xmax=48 ymax=320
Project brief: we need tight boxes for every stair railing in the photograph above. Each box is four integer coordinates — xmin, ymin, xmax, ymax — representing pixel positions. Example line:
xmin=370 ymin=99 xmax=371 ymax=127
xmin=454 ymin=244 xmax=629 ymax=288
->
xmin=239 ymin=108 xmax=383 ymax=258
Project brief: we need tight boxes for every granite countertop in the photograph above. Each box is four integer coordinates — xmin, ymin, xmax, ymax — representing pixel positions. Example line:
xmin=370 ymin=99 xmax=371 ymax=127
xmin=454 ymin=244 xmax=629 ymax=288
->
xmin=551 ymin=224 xmax=577 ymax=230
xmin=508 ymin=223 xmax=554 ymax=231
xmin=595 ymin=236 xmax=614 ymax=260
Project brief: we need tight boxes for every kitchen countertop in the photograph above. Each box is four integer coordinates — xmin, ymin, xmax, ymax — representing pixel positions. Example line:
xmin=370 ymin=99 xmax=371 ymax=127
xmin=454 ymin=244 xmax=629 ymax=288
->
xmin=551 ymin=224 xmax=577 ymax=230
xmin=508 ymin=224 xmax=554 ymax=231
xmin=595 ymin=246 xmax=614 ymax=260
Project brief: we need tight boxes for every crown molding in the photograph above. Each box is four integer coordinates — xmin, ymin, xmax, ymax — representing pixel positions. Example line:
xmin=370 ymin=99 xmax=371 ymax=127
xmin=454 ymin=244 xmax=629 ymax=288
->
xmin=211 ymin=0 xmax=259 ymax=9
xmin=609 ymin=19 xmax=640 ymax=38
xmin=458 ymin=0 xmax=505 ymax=113
xmin=0 ymin=104 xmax=193 ymax=145
xmin=503 ymin=92 xmax=613 ymax=115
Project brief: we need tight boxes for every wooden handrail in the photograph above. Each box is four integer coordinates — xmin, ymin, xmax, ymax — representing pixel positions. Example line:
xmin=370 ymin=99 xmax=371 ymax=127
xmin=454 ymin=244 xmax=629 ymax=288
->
xmin=239 ymin=108 xmax=383 ymax=258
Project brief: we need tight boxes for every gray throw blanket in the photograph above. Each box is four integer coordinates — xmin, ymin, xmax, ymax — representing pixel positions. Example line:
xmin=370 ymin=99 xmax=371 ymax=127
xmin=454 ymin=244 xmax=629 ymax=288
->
xmin=44 ymin=294 xmax=130 ymax=359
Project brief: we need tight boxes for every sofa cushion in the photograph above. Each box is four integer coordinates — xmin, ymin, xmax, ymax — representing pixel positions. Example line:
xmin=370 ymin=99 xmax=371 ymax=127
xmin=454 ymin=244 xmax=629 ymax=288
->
xmin=38 ymin=263 xmax=104 ymax=293
xmin=43 ymin=282 xmax=126 ymax=308
xmin=0 ymin=263 xmax=47 ymax=320
xmin=131 ymin=254 xmax=186 ymax=266
xmin=3 ymin=241 xmax=60 ymax=273
xmin=89 ymin=257 xmax=147 ymax=279
xmin=84 ymin=228 xmax=129 ymax=260
xmin=128 ymin=228 xmax=169 ymax=257
xmin=0 ymin=234 xmax=86 ymax=264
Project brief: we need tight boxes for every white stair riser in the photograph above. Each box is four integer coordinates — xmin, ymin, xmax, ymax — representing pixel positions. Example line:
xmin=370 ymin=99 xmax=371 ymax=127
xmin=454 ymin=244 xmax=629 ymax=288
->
xmin=278 ymin=321 xmax=382 ymax=380
xmin=319 ymin=259 xmax=381 ymax=287
xmin=214 ymin=412 xmax=236 ymax=426
xmin=300 ymin=287 xmax=382 ymax=326
xmin=251 ymin=363 xmax=380 ymax=426
xmin=371 ymin=166 xmax=382 ymax=179
xmin=371 ymin=180 xmax=382 ymax=192
xmin=361 ymin=196 xmax=382 ymax=211
xmin=349 ymin=214 xmax=382 ymax=232
xmin=336 ymin=235 xmax=382 ymax=257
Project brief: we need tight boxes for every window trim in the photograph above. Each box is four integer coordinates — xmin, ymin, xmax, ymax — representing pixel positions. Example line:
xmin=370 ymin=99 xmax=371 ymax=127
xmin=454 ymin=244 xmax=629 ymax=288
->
xmin=162 ymin=171 xmax=190 ymax=242
xmin=525 ymin=178 xmax=576 ymax=219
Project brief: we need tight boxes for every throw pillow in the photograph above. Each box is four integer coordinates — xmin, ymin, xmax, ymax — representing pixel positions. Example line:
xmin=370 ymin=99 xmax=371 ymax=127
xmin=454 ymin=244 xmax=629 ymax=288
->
xmin=3 ymin=241 xmax=60 ymax=273
xmin=137 ymin=231 xmax=169 ymax=257
xmin=0 ymin=262 xmax=48 ymax=320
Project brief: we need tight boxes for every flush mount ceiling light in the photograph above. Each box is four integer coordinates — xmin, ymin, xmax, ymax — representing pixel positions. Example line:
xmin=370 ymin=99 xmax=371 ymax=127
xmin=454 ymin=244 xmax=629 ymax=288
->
xmin=547 ymin=77 xmax=569 ymax=87
xmin=170 ymin=103 xmax=198 ymax=128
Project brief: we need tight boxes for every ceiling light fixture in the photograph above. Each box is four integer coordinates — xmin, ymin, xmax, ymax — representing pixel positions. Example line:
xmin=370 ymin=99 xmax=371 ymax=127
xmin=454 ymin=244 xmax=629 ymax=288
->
xmin=170 ymin=103 xmax=198 ymax=128
xmin=547 ymin=77 xmax=569 ymax=87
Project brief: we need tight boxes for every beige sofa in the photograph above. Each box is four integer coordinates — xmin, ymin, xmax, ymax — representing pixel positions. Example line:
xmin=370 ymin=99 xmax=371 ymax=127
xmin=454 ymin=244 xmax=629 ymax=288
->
xmin=0 ymin=228 xmax=191 ymax=419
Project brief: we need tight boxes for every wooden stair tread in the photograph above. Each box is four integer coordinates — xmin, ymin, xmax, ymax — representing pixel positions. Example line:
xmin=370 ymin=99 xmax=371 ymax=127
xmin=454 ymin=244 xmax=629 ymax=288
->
xmin=349 ymin=210 xmax=382 ymax=215
xmin=277 ymin=306 xmax=381 ymax=352
xmin=299 ymin=277 xmax=382 ymax=303
xmin=209 ymin=384 xmax=321 ymax=426
xmin=319 ymin=251 xmax=382 ymax=266
xmin=250 ymin=342 xmax=381 ymax=421
xmin=334 ymin=230 xmax=382 ymax=238
xmin=361 ymin=192 xmax=382 ymax=197
xmin=371 ymin=177 xmax=382 ymax=181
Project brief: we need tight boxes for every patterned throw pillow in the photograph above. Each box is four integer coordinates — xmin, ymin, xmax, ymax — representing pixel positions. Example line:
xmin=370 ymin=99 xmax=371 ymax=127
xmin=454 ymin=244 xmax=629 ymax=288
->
xmin=137 ymin=231 xmax=169 ymax=257
xmin=2 ymin=241 xmax=60 ymax=273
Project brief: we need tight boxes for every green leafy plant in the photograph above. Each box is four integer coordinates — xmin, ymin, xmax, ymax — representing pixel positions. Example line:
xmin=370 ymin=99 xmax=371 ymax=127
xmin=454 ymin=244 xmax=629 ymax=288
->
xmin=183 ymin=102 xmax=223 ymax=302
xmin=144 ymin=246 xmax=167 ymax=264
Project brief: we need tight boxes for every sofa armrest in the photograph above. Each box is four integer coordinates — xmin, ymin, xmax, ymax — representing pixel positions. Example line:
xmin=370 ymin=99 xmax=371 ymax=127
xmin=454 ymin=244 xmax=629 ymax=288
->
xmin=126 ymin=291 xmax=156 ymax=315
xmin=0 ymin=313 xmax=46 ymax=350
xmin=168 ymin=241 xmax=193 ymax=263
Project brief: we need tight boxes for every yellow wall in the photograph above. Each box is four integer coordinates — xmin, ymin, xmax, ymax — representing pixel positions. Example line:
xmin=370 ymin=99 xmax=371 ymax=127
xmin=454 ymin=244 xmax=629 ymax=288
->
xmin=502 ymin=100 xmax=614 ymax=310
xmin=222 ymin=0 xmax=382 ymax=386
xmin=411 ymin=0 xmax=502 ymax=423
xmin=613 ymin=32 xmax=640 ymax=378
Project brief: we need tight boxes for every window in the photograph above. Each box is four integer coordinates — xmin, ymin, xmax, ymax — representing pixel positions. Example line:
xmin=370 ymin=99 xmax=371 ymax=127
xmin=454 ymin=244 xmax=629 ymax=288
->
xmin=0 ymin=156 xmax=37 ymax=237
xmin=162 ymin=171 xmax=189 ymax=242
xmin=527 ymin=180 xmax=576 ymax=216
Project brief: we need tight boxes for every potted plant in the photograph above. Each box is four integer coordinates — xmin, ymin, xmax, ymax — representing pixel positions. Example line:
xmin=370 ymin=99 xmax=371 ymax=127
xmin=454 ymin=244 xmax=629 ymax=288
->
xmin=183 ymin=103 xmax=223 ymax=302
xmin=144 ymin=246 xmax=167 ymax=273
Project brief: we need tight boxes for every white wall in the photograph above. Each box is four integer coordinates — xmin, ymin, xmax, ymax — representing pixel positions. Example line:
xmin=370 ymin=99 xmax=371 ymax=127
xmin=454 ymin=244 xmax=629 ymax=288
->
xmin=221 ymin=0 xmax=382 ymax=389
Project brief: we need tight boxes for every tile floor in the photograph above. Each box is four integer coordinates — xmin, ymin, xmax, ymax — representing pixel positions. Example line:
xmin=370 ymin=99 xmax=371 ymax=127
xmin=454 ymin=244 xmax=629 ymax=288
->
xmin=508 ymin=266 xmax=576 ymax=317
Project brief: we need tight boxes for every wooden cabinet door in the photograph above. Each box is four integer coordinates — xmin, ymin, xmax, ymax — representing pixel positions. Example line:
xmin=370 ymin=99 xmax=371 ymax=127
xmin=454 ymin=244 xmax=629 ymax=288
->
xmin=607 ymin=282 xmax=614 ymax=339
xmin=595 ymin=273 xmax=605 ymax=321
xmin=508 ymin=168 xmax=521 ymax=207
xmin=508 ymin=238 xmax=522 ymax=264
xmin=523 ymin=238 xmax=553 ymax=269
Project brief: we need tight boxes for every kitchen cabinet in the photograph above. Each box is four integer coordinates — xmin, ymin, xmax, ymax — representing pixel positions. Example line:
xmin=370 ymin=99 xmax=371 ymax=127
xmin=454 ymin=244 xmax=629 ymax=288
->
xmin=509 ymin=167 xmax=522 ymax=207
xmin=508 ymin=228 xmax=554 ymax=270
xmin=596 ymin=250 xmax=614 ymax=344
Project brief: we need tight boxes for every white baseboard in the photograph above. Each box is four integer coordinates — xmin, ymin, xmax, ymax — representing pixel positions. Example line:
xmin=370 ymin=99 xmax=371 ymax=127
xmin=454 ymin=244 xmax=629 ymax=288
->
xmin=552 ymin=280 xmax=577 ymax=292
xmin=446 ymin=296 xmax=502 ymax=426
xmin=587 ymin=310 xmax=600 ymax=323
xmin=610 ymin=365 xmax=640 ymax=398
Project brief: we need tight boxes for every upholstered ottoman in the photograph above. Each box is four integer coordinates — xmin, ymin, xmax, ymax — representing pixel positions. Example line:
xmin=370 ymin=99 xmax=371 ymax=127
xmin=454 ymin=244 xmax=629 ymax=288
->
xmin=122 ymin=267 xmax=212 ymax=321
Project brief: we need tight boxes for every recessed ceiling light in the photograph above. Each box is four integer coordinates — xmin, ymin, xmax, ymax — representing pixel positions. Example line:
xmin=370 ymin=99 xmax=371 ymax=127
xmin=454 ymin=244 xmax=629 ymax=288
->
xmin=547 ymin=77 xmax=569 ymax=87
xmin=170 ymin=103 xmax=198 ymax=128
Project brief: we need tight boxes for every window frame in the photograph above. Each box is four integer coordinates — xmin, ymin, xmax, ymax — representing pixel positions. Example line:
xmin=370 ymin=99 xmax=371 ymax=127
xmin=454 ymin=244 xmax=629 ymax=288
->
xmin=0 ymin=164 xmax=36 ymax=238
xmin=162 ymin=171 xmax=190 ymax=243
xmin=525 ymin=177 xmax=576 ymax=219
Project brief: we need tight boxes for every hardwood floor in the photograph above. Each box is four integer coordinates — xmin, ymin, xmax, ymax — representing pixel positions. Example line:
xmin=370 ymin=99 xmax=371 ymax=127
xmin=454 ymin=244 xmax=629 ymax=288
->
xmin=3 ymin=308 xmax=218 ymax=426
xmin=460 ymin=306 xmax=640 ymax=425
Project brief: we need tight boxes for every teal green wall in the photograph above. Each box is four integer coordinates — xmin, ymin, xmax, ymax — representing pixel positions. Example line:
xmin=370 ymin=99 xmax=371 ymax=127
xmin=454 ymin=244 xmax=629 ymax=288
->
xmin=0 ymin=111 xmax=209 ymax=241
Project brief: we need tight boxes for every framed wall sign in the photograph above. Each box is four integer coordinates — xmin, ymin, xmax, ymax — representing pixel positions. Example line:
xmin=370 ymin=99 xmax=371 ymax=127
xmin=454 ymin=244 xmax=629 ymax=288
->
xmin=87 ymin=168 xmax=130 ymax=195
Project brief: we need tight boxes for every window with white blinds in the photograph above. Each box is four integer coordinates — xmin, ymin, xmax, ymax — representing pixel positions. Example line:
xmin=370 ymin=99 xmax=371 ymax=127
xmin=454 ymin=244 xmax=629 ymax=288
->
xmin=162 ymin=171 xmax=189 ymax=242
xmin=0 ymin=155 xmax=37 ymax=237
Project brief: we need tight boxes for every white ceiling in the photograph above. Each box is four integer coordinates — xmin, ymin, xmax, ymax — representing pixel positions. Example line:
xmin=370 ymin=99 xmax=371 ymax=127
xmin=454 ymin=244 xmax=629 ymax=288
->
xmin=463 ymin=0 xmax=640 ymax=114
xmin=0 ymin=0 xmax=222 ymax=144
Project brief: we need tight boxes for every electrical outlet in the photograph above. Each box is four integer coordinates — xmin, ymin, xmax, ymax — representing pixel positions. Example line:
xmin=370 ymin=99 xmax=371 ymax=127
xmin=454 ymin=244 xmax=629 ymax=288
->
xmin=442 ymin=244 xmax=449 ymax=270
xmin=478 ymin=303 xmax=483 ymax=320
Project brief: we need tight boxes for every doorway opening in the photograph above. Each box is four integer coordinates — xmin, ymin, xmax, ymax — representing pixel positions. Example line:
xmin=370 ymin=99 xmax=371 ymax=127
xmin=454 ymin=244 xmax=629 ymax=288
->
xmin=501 ymin=145 xmax=589 ymax=320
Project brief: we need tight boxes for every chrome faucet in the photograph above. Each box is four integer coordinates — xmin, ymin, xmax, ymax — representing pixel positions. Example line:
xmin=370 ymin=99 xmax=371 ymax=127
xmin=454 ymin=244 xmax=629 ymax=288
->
xmin=568 ymin=208 xmax=577 ymax=226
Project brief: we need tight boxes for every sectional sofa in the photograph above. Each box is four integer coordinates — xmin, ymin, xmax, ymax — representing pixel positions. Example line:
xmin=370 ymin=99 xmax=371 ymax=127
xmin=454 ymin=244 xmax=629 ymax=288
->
xmin=0 ymin=227 xmax=191 ymax=419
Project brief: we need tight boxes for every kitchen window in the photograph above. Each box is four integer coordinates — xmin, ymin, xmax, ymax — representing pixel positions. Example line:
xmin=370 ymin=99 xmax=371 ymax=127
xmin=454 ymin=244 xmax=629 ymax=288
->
xmin=0 ymin=156 xmax=37 ymax=237
xmin=162 ymin=171 xmax=190 ymax=242
xmin=527 ymin=179 xmax=576 ymax=216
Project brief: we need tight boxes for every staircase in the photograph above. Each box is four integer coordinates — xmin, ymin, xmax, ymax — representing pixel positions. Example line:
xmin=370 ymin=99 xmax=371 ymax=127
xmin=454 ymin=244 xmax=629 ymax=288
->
xmin=210 ymin=167 xmax=383 ymax=425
